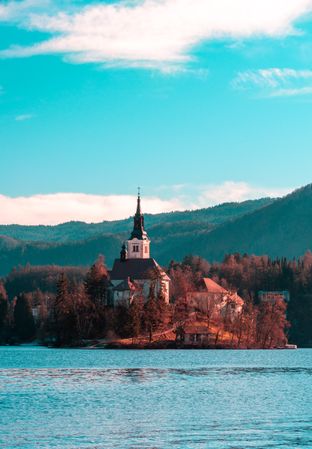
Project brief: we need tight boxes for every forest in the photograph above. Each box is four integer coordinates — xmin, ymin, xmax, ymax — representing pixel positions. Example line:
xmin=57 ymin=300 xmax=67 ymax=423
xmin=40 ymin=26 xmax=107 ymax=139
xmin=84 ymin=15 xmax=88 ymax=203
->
xmin=1 ymin=183 xmax=312 ymax=275
xmin=0 ymin=198 xmax=272 ymax=275
xmin=0 ymin=250 xmax=311 ymax=348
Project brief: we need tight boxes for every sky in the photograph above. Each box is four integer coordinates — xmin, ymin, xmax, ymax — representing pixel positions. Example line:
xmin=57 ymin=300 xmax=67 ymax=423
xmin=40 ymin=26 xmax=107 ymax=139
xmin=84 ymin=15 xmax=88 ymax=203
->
xmin=1 ymin=0 xmax=312 ymax=224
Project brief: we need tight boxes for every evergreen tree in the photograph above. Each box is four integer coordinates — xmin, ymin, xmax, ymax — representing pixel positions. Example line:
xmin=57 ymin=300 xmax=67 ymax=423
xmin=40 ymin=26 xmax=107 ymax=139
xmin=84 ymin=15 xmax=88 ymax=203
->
xmin=157 ymin=290 xmax=170 ymax=328
xmin=0 ymin=283 xmax=9 ymax=342
xmin=113 ymin=301 xmax=131 ymax=338
xmin=84 ymin=256 xmax=111 ymax=336
xmin=84 ymin=255 xmax=109 ymax=306
xmin=143 ymin=267 xmax=171 ymax=342
xmin=14 ymin=293 xmax=36 ymax=341
xmin=144 ymin=297 xmax=159 ymax=342
xmin=288 ymin=293 xmax=312 ymax=347
xmin=129 ymin=296 xmax=144 ymax=339
xmin=53 ymin=273 xmax=75 ymax=345
xmin=144 ymin=281 xmax=161 ymax=342
xmin=70 ymin=282 xmax=98 ymax=340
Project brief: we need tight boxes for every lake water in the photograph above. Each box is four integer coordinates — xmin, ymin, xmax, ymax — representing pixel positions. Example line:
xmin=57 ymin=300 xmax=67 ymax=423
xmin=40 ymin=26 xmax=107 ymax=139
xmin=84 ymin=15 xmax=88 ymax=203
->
xmin=0 ymin=347 xmax=311 ymax=449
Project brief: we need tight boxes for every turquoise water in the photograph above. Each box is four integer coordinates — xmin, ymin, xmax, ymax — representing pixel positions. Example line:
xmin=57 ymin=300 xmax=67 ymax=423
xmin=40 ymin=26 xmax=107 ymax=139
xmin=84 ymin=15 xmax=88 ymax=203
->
xmin=0 ymin=347 xmax=311 ymax=449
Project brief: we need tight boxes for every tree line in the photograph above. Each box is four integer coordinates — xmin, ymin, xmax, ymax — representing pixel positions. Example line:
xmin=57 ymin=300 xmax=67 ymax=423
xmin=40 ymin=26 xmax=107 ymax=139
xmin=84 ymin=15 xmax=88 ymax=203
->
xmin=0 ymin=257 xmax=170 ymax=346
xmin=169 ymin=252 xmax=312 ymax=347
xmin=1 ymin=251 xmax=310 ymax=347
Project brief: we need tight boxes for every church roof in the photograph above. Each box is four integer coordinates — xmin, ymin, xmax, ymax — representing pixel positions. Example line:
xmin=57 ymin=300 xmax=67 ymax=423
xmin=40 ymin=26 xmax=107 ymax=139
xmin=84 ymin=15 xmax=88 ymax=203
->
xmin=202 ymin=278 xmax=228 ymax=294
xmin=200 ymin=278 xmax=244 ymax=305
xmin=110 ymin=258 xmax=169 ymax=281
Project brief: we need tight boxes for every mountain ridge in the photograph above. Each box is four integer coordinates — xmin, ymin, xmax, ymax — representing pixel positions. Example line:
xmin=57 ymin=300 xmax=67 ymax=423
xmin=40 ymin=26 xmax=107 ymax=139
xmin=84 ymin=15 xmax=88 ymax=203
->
xmin=1 ymin=186 xmax=312 ymax=276
xmin=163 ymin=183 xmax=312 ymax=262
xmin=0 ymin=197 xmax=273 ymax=242
xmin=0 ymin=197 xmax=273 ymax=275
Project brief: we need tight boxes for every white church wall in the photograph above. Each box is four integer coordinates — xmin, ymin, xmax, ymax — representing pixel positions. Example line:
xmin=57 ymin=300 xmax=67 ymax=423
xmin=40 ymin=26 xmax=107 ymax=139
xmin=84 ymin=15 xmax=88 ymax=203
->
xmin=127 ymin=238 xmax=150 ymax=259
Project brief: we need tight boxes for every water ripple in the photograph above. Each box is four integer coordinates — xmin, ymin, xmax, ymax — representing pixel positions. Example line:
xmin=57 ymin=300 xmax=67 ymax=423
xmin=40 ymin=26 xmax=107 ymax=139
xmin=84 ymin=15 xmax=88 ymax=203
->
xmin=0 ymin=348 xmax=311 ymax=449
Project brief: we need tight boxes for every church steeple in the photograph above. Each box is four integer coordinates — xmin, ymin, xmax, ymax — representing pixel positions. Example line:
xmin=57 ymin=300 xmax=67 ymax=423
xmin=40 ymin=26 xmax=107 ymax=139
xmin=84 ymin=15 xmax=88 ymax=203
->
xmin=136 ymin=186 xmax=141 ymax=215
xmin=127 ymin=188 xmax=150 ymax=259
xmin=130 ymin=187 xmax=148 ymax=241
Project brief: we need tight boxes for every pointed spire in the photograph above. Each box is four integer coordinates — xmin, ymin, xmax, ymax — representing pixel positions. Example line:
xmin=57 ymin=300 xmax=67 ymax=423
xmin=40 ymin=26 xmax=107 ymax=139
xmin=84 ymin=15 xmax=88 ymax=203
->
xmin=136 ymin=186 xmax=141 ymax=216
xmin=129 ymin=188 xmax=148 ymax=240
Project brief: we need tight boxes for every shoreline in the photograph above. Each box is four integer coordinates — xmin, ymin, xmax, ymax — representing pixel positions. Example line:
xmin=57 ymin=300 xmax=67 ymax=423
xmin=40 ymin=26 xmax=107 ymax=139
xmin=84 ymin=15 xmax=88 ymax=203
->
xmin=0 ymin=342 xmax=298 ymax=350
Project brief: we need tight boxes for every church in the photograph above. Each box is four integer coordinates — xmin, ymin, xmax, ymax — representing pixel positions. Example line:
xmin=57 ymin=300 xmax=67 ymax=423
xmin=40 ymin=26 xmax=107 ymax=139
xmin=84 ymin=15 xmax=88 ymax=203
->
xmin=109 ymin=191 xmax=170 ymax=305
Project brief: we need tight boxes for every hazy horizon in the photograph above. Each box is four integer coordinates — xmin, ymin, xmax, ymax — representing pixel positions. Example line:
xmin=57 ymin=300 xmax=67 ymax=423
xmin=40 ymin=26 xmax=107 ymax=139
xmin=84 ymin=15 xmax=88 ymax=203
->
xmin=0 ymin=183 xmax=296 ymax=225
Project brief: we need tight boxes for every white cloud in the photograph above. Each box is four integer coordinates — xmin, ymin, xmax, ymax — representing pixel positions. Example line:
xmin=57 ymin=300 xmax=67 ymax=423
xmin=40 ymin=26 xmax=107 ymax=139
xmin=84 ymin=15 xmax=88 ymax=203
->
xmin=2 ymin=0 xmax=312 ymax=69
xmin=232 ymin=67 xmax=312 ymax=96
xmin=233 ymin=68 xmax=312 ymax=88
xmin=0 ymin=183 xmax=292 ymax=225
xmin=270 ymin=86 xmax=312 ymax=97
xmin=195 ymin=181 xmax=291 ymax=207
xmin=15 ymin=113 xmax=34 ymax=121
xmin=0 ymin=0 xmax=48 ymax=21
xmin=0 ymin=193 xmax=184 ymax=225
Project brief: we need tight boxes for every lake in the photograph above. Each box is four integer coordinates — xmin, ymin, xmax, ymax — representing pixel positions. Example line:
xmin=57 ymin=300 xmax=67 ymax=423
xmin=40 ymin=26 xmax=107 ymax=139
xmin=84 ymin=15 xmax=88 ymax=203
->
xmin=0 ymin=347 xmax=311 ymax=448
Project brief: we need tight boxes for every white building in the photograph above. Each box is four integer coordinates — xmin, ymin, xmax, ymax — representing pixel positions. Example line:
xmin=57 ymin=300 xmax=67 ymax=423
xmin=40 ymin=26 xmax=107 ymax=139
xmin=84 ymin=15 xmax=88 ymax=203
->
xmin=186 ymin=278 xmax=244 ymax=320
xmin=110 ymin=192 xmax=170 ymax=305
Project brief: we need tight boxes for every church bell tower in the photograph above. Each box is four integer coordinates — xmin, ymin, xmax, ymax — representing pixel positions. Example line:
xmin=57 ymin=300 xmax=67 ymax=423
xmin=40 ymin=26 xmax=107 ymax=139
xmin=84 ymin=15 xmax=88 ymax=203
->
xmin=126 ymin=189 xmax=150 ymax=259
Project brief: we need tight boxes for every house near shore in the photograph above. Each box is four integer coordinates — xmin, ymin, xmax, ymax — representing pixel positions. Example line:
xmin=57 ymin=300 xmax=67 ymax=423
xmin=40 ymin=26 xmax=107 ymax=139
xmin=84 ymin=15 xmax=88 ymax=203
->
xmin=176 ymin=322 xmax=212 ymax=346
xmin=109 ymin=191 xmax=170 ymax=305
xmin=186 ymin=277 xmax=244 ymax=320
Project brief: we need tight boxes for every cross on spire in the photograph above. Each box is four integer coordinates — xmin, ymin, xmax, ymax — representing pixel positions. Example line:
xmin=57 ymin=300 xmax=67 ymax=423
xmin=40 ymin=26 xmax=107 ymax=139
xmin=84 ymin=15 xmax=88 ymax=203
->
xmin=136 ymin=187 xmax=142 ymax=216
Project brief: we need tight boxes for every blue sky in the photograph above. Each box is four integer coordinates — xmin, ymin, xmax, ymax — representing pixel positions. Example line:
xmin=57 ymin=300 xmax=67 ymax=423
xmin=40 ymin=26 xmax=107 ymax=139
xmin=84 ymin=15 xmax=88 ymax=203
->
xmin=1 ymin=0 xmax=312 ymax=224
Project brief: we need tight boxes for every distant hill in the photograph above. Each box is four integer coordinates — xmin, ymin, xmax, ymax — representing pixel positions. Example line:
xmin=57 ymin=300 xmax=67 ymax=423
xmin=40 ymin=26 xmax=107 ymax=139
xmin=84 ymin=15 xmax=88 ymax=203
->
xmin=4 ymin=183 xmax=312 ymax=275
xmin=0 ymin=198 xmax=272 ymax=242
xmin=0 ymin=234 xmax=122 ymax=276
xmin=161 ymin=184 xmax=312 ymax=262
xmin=0 ymin=198 xmax=273 ymax=276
